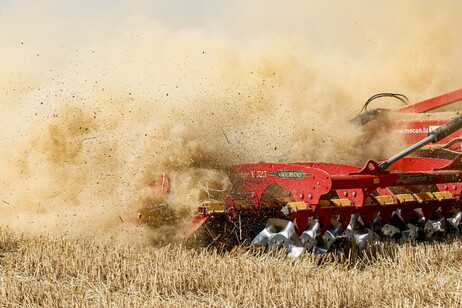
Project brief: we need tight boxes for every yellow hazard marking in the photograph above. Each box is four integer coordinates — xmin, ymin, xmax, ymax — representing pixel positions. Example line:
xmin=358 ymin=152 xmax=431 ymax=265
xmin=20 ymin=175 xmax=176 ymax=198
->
xmin=286 ymin=202 xmax=309 ymax=212
xmin=413 ymin=192 xmax=435 ymax=202
xmin=432 ymin=191 xmax=454 ymax=200
xmin=330 ymin=199 xmax=353 ymax=206
xmin=203 ymin=201 xmax=226 ymax=213
xmin=375 ymin=195 xmax=395 ymax=205
xmin=396 ymin=194 xmax=416 ymax=203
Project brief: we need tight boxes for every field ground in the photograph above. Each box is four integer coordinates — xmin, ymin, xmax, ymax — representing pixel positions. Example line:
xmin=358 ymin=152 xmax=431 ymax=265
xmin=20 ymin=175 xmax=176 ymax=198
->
xmin=1 ymin=228 xmax=461 ymax=307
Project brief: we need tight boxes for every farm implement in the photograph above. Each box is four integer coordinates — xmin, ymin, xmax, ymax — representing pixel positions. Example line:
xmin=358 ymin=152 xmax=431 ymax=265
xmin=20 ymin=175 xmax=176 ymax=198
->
xmin=142 ymin=89 xmax=462 ymax=257
xmin=187 ymin=89 xmax=462 ymax=257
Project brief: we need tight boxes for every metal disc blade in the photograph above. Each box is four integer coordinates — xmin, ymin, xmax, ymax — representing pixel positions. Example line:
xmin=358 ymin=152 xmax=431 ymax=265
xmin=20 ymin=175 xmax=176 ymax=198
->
xmin=425 ymin=219 xmax=445 ymax=235
xmin=251 ymin=228 xmax=273 ymax=246
xmin=352 ymin=233 xmax=369 ymax=249
xmin=424 ymin=221 xmax=436 ymax=238
xmin=382 ymin=224 xmax=400 ymax=238
xmin=287 ymin=246 xmax=304 ymax=259
xmin=430 ymin=212 xmax=446 ymax=233
xmin=447 ymin=210 xmax=462 ymax=230
xmin=369 ymin=213 xmax=382 ymax=232
xmin=320 ymin=220 xmax=344 ymax=251
xmin=343 ymin=214 xmax=375 ymax=248
xmin=382 ymin=212 xmax=412 ymax=241
xmin=252 ymin=219 xmax=304 ymax=258
xmin=410 ymin=210 xmax=426 ymax=228
xmin=268 ymin=234 xmax=290 ymax=250
xmin=300 ymin=220 xmax=321 ymax=252
xmin=407 ymin=223 xmax=418 ymax=241
xmin=321 ymin=231 xmax=337 ymax=250
xmin=400 ymin=229 xmax=411 ymax=241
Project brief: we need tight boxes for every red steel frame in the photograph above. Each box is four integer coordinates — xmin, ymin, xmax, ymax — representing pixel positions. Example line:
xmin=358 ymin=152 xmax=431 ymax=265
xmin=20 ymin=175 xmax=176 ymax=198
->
xmin=395 ymin=88 xmax=462 ymax=113
xmin=198 ymin=156 xmax=462 ymax=235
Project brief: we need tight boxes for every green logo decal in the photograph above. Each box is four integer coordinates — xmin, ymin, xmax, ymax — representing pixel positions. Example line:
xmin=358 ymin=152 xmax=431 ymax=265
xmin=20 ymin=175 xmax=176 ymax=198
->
xmin=397 ymin=174 xmax=434 ymax=183
xmin=270 ymin=170 xmax=311 ymax=179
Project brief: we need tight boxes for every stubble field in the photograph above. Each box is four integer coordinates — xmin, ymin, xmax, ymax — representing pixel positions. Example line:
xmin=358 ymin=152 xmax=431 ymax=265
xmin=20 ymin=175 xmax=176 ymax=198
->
xmin=1 ymin=228 xmax=461 ymax=307
xmin=2 ymin=2 xmax=462 ymax=308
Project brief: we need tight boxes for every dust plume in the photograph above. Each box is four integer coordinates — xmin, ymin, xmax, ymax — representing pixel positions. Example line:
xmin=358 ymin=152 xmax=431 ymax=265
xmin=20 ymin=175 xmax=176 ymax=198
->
xmin=0 ymin=1 xmax=461 ymax=243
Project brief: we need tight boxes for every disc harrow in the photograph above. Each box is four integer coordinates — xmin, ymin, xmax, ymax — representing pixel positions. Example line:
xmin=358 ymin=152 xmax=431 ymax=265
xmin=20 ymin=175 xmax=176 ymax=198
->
xmin=190 ymin=114 xmax=462 ymax=257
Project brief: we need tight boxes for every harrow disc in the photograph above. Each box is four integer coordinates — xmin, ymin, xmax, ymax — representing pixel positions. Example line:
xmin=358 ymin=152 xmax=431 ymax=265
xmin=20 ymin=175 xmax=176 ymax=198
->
xmin=320 ymin=218 xmax=344 ymax=251
xmin=252 ymin=218 xmax=304 ymax=258
xmin=426 ymin=211 xmax=447 ymax=236
xmin=300 ymin=219 xmax=321 ymax=252
xmin=382 ymin=212 xmax=412 ymax=241
xmin=447 ymin=209 xmax=462 ymax=231
xmin=343 ymin=214 xmax=381 ymax=249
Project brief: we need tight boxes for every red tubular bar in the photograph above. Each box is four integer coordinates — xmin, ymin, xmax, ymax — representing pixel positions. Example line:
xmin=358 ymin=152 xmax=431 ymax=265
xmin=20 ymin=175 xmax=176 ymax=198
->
xmin=395 ymin=88 xmax=462 ymax=113
xmin=331 ymin=170 xmax=462 ymax=190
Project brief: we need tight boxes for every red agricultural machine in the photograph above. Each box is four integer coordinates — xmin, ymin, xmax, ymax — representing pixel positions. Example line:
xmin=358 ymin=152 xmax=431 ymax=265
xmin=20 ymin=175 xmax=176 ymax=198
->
xmin=146 ymin=89 xmax=462 ymax=257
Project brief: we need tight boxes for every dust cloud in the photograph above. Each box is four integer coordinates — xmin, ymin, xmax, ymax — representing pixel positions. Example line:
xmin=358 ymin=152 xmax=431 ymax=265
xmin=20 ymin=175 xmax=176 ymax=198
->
xmin=0 ymin=1 xmax=461 ymax=243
